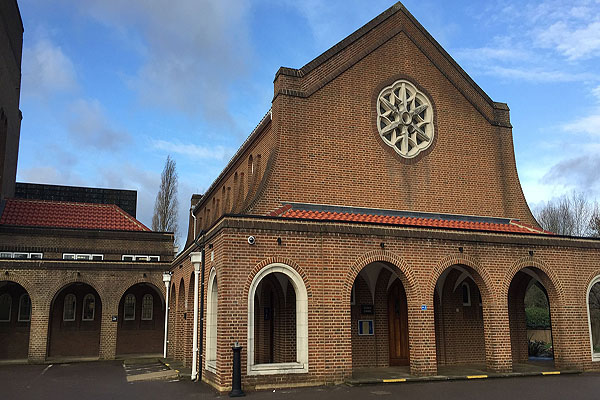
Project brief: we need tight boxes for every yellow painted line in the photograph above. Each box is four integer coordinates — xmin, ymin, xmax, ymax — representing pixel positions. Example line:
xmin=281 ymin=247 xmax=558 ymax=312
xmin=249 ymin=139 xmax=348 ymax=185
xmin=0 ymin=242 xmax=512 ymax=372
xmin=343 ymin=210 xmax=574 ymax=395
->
xmin=175 ymin=370 xmax=179 ymax=373
xmin=467 ymin=375 xmax=488 ymax=379
xmin=165 ymin=363 xmax=170 ymax=366
xmin=382 ymin=378 xmax=407 ymax=383
xmin=542 ymin=371 xmax=560 ymax=375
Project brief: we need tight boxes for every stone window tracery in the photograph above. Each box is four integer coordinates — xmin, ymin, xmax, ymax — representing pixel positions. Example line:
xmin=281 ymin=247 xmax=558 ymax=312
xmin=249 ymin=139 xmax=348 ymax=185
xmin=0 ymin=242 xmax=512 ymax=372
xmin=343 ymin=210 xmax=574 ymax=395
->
xmin=377 ymin=79 xmax=434 ymax=158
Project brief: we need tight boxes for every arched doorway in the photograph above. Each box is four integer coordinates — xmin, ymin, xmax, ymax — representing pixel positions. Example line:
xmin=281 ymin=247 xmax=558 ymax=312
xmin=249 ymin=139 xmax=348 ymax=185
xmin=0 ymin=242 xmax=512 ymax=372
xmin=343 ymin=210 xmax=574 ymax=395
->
xmin=175 ymin=278 xmax=186 ymax=362
xmin=350 ymin=262 xmax=410 ymax=370
xmin=0 ymin=281 xmax=31 ymax=360
xmin=205 ymin=268 xmax=218 ymax=372
xmin=116 ymin=283 xmax=165 ymax=355
xmin=247 ymin=263 xmax=308 ymax=375
xmin=434 ymin=265 xmax=485 ymax=367
xmin=167 ymin=282 xmax=177 ymax=358
xmin=48 ymin=283 xmax=101 ymax=358
xmin=508 ymin=268 xmax=555 ymax=368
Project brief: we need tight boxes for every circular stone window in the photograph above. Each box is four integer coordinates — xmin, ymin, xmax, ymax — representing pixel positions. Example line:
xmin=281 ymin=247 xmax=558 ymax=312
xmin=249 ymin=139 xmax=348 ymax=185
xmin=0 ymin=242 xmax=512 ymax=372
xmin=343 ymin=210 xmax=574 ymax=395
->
xmin=376 ymin=80 xmax=434 ymax=158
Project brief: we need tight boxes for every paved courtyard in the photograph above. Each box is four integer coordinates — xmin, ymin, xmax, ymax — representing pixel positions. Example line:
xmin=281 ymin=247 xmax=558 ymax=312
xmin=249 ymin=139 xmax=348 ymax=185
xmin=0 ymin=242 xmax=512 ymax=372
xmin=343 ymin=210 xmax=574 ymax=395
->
xmin=1 ymin=361 xmax=600 ymax=399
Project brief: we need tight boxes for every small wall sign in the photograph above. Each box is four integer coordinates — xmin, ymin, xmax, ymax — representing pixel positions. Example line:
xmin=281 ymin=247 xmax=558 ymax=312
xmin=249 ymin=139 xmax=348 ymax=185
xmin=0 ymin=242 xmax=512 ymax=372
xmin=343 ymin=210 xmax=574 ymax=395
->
xmin=421 ymin=305 xmax=427 ymax=310
xmin=361 ymin=304 xmax=374 ymax=315
xmin=112 ymin=315 xmax=118 ymax=322
xmin=358 ymin=320 xmax=374 ymax=336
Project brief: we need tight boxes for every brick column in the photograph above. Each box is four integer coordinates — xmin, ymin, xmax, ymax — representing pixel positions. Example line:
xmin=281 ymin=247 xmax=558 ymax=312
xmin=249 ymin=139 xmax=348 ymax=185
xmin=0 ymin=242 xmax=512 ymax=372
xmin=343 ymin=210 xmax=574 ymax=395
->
xmin=99 ymin=300 xmax=118 ymax=359
xmin=483 ymin=303 xmax=512 ymax=373
xmin=408 ymin=302 xmax=437 ymax=376
xmin=28 ymin=299 xmax=50 ymax=362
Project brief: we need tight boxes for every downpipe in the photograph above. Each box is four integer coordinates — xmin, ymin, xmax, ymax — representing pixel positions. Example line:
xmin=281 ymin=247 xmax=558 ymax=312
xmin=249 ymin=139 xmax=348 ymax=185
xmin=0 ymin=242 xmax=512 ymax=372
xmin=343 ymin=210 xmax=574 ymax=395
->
xmin=190 ymin=231 xmax=206 ymax=382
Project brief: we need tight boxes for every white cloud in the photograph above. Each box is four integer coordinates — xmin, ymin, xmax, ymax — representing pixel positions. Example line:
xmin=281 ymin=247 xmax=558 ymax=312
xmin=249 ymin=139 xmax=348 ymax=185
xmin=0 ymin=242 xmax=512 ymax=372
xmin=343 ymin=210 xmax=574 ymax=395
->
xmin=17 ymin=166 xmax=85 ymax=186
xmin=67 ymin=98 xmax=131 ymax=150
xmin=152 ymin=139 xmax=234 ymax=161
xmin=22 ymin=38 xmax=78 ymax=97
xmin=536 ymin=20 xmax=600 ymax=61
xmin=77 ymin=0 xmax=252 ymax=122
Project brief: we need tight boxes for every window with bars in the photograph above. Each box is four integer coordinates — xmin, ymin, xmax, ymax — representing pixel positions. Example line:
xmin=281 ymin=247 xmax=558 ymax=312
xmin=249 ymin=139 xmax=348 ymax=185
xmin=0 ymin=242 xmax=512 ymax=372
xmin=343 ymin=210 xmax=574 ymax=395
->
xmin=18 ymin=294 xmax=31 ymax=322
xmin=0 ymin=293 xmax=11 ymax=322
xmin=82 ymin=294 xmax=95 ymax=321
xmin=141 ymin=294 xmax=153 ymax=320
xmin=63 ymin=294 xmax=76 ymax=321
xmin=124 ymin=294 xmax=136 ymax=321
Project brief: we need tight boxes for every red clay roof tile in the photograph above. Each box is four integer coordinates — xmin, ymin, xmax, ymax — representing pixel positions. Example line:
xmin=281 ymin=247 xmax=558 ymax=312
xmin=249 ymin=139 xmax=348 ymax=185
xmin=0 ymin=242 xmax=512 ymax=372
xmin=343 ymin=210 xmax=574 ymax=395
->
xmin=269 ymin=205 xmax=550 ymax=235
xmin=0 ymin=199 xmax=150 ymax=232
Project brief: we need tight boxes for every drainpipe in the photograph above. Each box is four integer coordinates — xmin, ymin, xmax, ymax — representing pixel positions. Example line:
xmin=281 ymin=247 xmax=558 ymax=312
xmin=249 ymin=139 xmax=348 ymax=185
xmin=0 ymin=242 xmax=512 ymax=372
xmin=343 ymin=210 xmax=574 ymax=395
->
xmin=190 ymin=231 xmax=206 ymax=382
xmin=191 ymin=206 xmax=196 ymax=239
xmin=162 ymin=271 xmax=172 ymax=359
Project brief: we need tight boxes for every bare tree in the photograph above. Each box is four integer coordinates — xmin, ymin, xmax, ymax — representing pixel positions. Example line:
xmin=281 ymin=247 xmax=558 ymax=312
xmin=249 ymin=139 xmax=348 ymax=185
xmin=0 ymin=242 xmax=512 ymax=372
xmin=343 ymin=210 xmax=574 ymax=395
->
xmin=591 ymin=204 xmax=600 ymax=238
xmin=535 ymin=191 xmax=597 ymax=237
xmin=152 ymin=155 xmax=179 ymax=242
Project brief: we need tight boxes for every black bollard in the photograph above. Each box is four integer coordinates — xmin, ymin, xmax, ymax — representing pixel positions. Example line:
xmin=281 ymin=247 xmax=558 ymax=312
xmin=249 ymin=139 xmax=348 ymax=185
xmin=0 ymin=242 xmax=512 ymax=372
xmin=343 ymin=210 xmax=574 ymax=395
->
xmin=229 ymin=343 xmax=245 ymax=397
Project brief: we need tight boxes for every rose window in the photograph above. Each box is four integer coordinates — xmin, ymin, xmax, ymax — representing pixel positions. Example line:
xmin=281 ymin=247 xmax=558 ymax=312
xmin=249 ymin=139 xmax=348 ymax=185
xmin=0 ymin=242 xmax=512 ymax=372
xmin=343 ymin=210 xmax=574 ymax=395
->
xmin=377 ymin=80 xmax=434 ymax=158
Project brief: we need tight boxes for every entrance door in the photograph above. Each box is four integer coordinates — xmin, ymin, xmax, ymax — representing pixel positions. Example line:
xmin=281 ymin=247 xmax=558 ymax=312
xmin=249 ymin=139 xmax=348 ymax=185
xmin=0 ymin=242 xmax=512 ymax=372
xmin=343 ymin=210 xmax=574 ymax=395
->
xmin=388 ymin=280 xmax=409 ymax=366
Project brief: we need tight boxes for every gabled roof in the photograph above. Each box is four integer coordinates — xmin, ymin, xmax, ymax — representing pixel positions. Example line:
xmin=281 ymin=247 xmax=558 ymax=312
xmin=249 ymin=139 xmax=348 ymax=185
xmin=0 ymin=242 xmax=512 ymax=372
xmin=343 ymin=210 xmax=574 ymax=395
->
xmin=268 ymin=203 xmax=552 ymax=235
xmin=0 ymin=198 xmax=150 ymax=232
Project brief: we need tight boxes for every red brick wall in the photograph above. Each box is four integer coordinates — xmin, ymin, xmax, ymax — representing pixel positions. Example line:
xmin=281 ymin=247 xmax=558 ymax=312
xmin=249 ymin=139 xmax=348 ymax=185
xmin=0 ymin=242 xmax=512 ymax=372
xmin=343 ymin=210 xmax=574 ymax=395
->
xmin=0 ymin=282 xmax=30 ymax=359
xmin=434 ymin=270 xmax=485 ymax=365
xmin=48 ymin=283 xmax=101 ymax=357
xmin=169 ymin=220 xmax=600 ymax=391
xmin=116 ymin=283 xmax=164 ymax=355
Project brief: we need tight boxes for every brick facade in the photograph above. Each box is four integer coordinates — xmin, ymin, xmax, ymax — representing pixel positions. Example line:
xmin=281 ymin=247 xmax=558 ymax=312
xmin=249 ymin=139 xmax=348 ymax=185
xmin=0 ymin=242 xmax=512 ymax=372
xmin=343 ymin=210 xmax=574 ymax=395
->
xmin=159 ymin=1 xmax=600 ymax=393
xmin=0 ymin=225 xmax=173 ymax=361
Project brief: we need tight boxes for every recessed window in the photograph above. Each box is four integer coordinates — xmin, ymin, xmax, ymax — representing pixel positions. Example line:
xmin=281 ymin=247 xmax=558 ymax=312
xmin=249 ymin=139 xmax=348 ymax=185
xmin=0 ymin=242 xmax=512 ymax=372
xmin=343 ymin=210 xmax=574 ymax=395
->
xmin=0 ymin=293 xmax=12 ymax=322
xmin=124 ymin=294 xmax=135 ymax=321
xmin=18 ymin=294 xmax=31 ymax=322
xmin=82 ymin=294 xmax=95 ymax=321
xmin=135 ymin=256 xmax=149 ymax=261
xmin=588 ymin=277 xmax=600 ymax=360
xmin=149 ymin=256 xmax=160 ymax=262
xmin=63 ymin=294 xmax=76 ymax=321
xmin=141 ymin=294 xmax=153 ymax=320
xmin=0 ymin=252 xmax=43 ymax=259
xmin=462 ymin=282 xmax=471 ymax=306
xmin=63 ymin=253 xmax=103 ymax=261
xmin=122 ymin=255 xmax=135 ymax=261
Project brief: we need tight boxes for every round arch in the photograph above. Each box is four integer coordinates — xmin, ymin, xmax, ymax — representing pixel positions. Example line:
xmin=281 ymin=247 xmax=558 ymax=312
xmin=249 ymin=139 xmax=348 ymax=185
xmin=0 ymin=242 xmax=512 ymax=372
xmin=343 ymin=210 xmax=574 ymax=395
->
xmin=346 ymin=250 xmax=420 ymax=304
xmin=585 ymin=273 xmax=600 ymax=361
xmin=428 ymin=254 xmax=494 ymax=303
xmin=246 ymin=262 xmax=308 ymax=375
xmin=205 ymin=267 xmax=218 ymax=372
xmin=503 ymin=257 xmax=564 ymax=305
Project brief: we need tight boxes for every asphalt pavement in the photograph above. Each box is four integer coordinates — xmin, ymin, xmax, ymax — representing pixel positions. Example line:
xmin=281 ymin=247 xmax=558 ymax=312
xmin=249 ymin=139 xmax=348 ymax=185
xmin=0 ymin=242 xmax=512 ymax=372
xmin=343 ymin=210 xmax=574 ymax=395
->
xmin=1 ymin=361 xmax=600 ymax=400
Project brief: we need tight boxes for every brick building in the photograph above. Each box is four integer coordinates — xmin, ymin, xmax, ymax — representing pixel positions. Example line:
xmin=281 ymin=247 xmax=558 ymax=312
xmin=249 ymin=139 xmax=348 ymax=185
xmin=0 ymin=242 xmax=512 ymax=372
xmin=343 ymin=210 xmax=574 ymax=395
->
xmin=165 ymin=2 xmax=600 ymax=392
xmin=0 ymin=0 xmax=22 ymax=200
xmin=0 ymin=197 xmax=174 ymax=361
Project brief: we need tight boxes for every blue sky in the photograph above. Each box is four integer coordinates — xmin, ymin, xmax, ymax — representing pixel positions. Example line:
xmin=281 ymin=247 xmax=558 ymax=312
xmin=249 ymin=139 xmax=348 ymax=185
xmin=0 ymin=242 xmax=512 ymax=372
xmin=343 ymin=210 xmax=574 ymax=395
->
xmin=16 ymin=0 xmax=600 ymax=243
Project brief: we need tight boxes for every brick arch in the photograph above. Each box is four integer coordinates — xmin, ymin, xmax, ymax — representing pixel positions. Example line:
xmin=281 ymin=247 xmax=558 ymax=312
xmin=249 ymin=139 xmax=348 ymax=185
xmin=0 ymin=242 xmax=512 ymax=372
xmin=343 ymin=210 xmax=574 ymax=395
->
xmin=115 ymin=276 xmax=166 ymax=307
xmin=45 ymin=275 xmax=106 ymax=312
xmin=502 ymin=256 xmax=565 ymax=306
xmin=244 ymin=257 xmax=311 ymax=300
xmin=346 ymin=249 xmax=420 ymax=303
xmin=0 ymin=275 xmax=35 ymax=299
xmin=427 ymin=254 xmax=494 ymax=303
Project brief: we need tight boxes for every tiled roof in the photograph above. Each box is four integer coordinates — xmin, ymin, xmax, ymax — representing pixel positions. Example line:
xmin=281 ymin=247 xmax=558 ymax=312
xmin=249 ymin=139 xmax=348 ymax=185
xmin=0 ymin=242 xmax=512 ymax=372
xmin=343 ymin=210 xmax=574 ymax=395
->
xmin=0 ymin=199 xmax=150 ymax=232
xmin=268 ymin=203 xmax=552 ymax=235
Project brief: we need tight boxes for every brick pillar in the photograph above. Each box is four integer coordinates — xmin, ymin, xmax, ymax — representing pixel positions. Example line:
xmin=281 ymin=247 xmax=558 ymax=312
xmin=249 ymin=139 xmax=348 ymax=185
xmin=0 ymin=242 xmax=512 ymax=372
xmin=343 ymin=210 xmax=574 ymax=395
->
xmin=408 ymin=301 xmax=437 ymax=376
xmin=99 ymin=300 xmax=118 ymax=359
xmin=28 ymin=299 xmax=50 ymax=362
xmin=483 ymin=303 xmax=512 ymax=373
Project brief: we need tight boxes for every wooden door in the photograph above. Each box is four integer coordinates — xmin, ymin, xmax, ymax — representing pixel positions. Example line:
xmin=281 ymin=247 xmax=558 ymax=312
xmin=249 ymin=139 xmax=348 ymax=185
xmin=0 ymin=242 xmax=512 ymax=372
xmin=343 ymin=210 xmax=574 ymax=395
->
xmin=388 ymin=280 xmax=409 ymax=366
